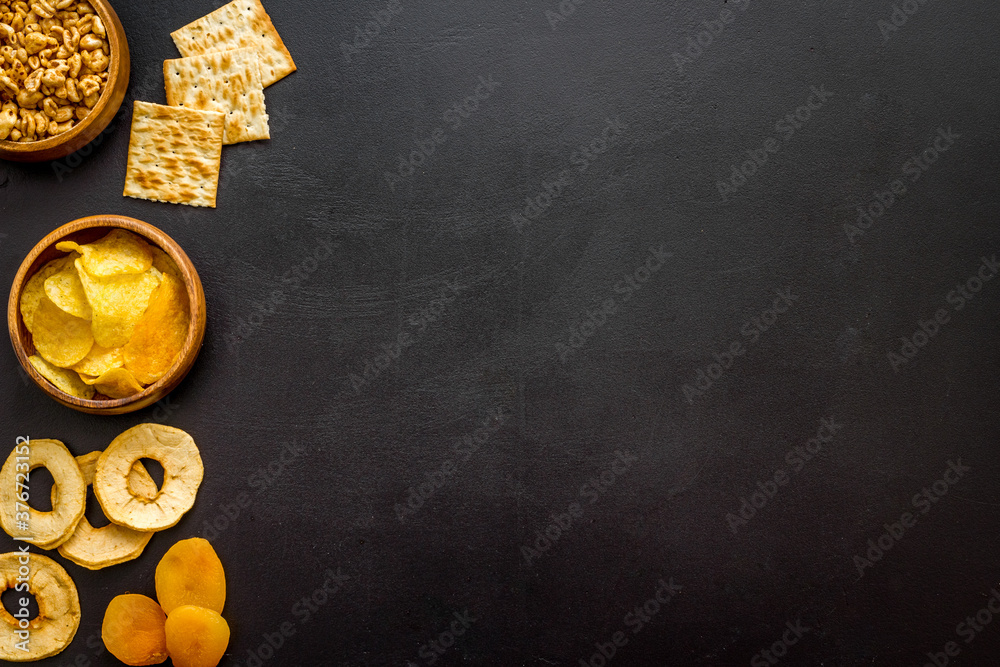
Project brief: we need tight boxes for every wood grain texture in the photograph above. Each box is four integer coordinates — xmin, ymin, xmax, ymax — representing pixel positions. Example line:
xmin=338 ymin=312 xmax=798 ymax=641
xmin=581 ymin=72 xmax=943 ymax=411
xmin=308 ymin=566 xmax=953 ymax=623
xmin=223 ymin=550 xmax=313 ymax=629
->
xmin=7 ymin=216 xmax=205 ymax=414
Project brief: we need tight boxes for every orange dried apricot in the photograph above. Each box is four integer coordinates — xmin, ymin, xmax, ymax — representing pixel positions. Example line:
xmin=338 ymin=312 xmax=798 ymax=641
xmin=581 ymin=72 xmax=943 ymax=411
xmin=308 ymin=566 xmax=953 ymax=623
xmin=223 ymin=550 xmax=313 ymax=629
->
xmin=101 ymin=594 xmax=168 ymax=666
xmin=164 ymin=605 xmax=230 ymax=667
xmin=155 ymin=537 xmax=226 ymax=614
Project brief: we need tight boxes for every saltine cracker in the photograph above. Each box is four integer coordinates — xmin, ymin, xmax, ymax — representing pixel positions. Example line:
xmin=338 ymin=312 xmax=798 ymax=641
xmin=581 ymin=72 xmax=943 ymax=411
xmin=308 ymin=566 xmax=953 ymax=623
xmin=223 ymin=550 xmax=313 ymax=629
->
xmin=170 ymin=0 xmax=296 ymax=88
xmin=164 ymin=48 xmax=269 ymax=145
xmin=123 ymin=101 xmax=225 ymax=208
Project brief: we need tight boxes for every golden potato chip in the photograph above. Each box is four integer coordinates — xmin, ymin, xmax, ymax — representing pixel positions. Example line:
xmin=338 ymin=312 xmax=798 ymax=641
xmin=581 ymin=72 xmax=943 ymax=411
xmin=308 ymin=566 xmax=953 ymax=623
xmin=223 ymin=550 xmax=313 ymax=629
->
xmin=80 ymin=368 xmax=145 ymax=399
xmin=76 ymin=260 xmax=162 ymax=348
xmin=20 ymin=255 xmax=74 ymax=334
xmin=32 ymin=296 xmax=94 ymax=368
xmin=72 ymin=344 xmax=124 ymax=378
xmin=124 ymin=274 xmax=190 ymax=385
xmin=44 ymin=263 xmax=93 ymax=320
xmin=28 ymin=355 xmax=96 ymax=399
xmin=151 ymin=247 xmax=182 ymax=279
xmin=55 ymin=230 xmax=154 ymax=277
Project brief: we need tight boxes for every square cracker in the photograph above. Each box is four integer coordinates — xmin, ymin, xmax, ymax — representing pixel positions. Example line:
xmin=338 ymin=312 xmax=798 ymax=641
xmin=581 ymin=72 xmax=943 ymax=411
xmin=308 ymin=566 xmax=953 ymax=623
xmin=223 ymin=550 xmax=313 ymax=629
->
xmin=123 ymin=101 xmax=225 ymax=208
xmin=170 ymin=0 xmax=296 ymax=88
xmin=164 ymin=47 xmax=269 ymax=145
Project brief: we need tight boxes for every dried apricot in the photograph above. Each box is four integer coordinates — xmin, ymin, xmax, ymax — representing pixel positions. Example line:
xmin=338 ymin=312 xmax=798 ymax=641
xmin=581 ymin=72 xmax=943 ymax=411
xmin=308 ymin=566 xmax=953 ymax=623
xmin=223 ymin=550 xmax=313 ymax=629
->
xmin=164 ymin=605 xmax=230 ymax=667
xmin=101 ymin=594 xmax=168 ymax=666
xmin=155 ymin=538 xmax=225 ymax=614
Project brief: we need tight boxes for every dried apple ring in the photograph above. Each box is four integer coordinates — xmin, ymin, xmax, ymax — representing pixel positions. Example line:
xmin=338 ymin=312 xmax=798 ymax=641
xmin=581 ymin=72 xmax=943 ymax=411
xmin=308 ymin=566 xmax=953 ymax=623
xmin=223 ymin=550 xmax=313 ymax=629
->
xmin=0 ymin=552 xmax=81 ymax=662
xmin=58 ymin=452 xmax=158 ymax=570
xmin=0 ymin=439 xmax=86 ymax=549
xmin=94 ymin=424 xmax=204 ymax=532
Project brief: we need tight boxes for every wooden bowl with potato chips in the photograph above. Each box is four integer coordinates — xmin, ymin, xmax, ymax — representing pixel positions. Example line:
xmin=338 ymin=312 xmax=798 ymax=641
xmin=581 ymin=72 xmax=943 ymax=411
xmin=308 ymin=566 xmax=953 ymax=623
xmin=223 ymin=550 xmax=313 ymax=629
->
xmin=7 ymin=215 xmax=205 ymax=414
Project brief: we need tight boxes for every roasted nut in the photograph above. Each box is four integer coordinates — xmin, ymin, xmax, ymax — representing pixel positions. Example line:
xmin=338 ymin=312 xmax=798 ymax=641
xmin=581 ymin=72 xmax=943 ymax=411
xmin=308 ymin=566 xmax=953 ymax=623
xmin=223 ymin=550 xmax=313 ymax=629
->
xmin=0 ymin=101 xmax=15 ymax=139
xmin=22 ymin=65 xmax=40 ymax=90
xmin=31 ymin=0 xmax=56 ymax=19
xmin=77 ymin=31 xmax=99 ymax=50
xmin=0 ymin=72 xmax=16 ymax=94
xmin=1 ymin=0 xmax=107 ymax=142
xmin=15 ymin=86 xmax=40 ymax=106
xmin=23 ymin=29 xmax=46 ymax=52
xmin=39 ymin=64 xmax=65 ymax=86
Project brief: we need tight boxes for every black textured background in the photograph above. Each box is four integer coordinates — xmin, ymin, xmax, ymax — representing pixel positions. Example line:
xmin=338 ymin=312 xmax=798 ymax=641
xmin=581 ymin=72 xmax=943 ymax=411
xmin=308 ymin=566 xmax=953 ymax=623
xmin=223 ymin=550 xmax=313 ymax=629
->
xmin=2 ymin=0 xmax=1000 ymax=665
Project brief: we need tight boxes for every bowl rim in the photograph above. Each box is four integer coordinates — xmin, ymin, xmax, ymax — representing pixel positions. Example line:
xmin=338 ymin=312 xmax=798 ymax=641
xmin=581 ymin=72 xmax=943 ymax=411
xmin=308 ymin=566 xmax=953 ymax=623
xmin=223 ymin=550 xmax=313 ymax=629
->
xmin=0 ymin=0 xmax=127 ymax=155
xmin=7 ymin=215 xmax=206 ymax=412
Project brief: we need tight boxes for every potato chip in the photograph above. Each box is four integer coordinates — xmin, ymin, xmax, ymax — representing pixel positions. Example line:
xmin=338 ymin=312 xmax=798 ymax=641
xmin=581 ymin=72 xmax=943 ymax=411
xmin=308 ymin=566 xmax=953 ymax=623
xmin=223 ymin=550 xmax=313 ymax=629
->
xmin=80 ymin=368 xmax=145 ymax=399
xmin=28 ymin=355 xmax=96 ymax=399
xmin=76 ymin=260 xmax=162 ymax=348
xmin=56 ymin=230 xmax=154 ymax=277
xmin=21 ymin=255 xmax=74 ymax=334
xmin=72 ymin=344 xmax=125 ymax=378
xmin=151 ymin=247 xmax=182 ymax=279
xmin=32 ymin=296 xmax=94 ymax=368
xmin=44 ymin=263 xmax=93 ymax=320
xmin=124 ymin=274 xmax=190 ymax=385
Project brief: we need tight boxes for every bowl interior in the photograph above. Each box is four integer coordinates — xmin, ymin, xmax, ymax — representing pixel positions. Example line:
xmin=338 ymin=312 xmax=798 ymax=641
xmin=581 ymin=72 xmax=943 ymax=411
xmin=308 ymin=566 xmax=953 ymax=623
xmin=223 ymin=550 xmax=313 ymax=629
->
xmin=11 ymin=219 xmax=204 ymax=412
xmin=0 ymin=0 xmax=128 ymax=157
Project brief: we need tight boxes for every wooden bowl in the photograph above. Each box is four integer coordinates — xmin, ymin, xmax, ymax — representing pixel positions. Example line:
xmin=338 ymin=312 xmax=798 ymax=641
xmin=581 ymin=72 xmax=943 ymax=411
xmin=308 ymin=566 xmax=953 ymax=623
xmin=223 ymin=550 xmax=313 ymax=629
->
xmin=0 ymin=0 xmax=130 ymax=163
xmin=7 ymin=216 xmax=206 ymax=415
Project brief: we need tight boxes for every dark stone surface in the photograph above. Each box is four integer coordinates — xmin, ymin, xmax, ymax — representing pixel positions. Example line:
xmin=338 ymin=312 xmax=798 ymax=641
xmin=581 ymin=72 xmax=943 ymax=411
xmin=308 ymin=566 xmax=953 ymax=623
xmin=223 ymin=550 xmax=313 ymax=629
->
xmin=2 ymin=0 xmax=1000 ymax=665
